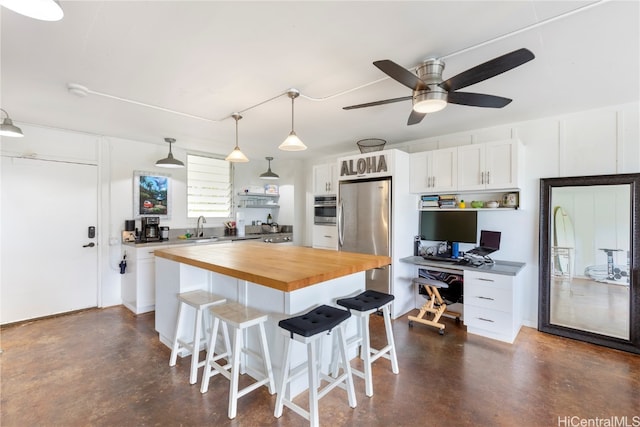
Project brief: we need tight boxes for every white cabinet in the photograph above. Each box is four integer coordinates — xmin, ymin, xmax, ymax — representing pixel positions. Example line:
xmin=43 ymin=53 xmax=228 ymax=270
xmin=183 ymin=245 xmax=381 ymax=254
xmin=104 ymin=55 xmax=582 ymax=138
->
xmin=121 ymin=245 xmax=169 ymax=314
xmin=409 ymin=147 xmax=458 ymax=194
xmin=457 ymin=139 xmax=522 ymax=191
xmin=312 ymin=224 xmax=338 ymax=250
xmin=463 ymin=269 xmax=522 ymax=343
xmin=313 ymin=163 xmax=338 ymax=195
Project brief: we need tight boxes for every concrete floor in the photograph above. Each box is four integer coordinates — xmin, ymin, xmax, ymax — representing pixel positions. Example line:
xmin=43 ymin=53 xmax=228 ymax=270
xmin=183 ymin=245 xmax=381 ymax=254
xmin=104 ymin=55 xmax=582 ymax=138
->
xmin=1 ymin=306 xmax=639 ymax=426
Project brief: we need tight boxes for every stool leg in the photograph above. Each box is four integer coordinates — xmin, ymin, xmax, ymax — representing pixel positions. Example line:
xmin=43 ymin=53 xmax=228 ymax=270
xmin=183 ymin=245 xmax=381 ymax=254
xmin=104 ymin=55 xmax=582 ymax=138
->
xmin=307 ymin=338 xmax=320 ymax=427
xmin=337 ymin=324 xmax=357 ymax=408
xmin=274 ymin=336 xmax=292 ymax=418
xmin=361 ymin=313 xmax=374 ymax=397
xmin=169 ymin=302 xmax=184 ymax=367
xmin=190 ymin=307 xmax=203 ymax=384
xmin=228 ymin=325 xmax=243 ymax=419
xmin=382 ymin=304 xmax=399 ymax=374
xmin=258 ymin=322 xmax=276 ymax=394
xmin=200 ymin=316 xmax=220 ymax=394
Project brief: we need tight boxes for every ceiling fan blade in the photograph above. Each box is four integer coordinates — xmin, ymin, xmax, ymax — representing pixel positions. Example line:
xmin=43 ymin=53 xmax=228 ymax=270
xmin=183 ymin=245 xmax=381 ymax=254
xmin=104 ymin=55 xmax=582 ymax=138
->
xmin=343 ymin=96 xmax=412 ymax=110
xmin=440 ymin=48 xmax=535 ymax=92
xmin=374 ymin=60 xmax=428 ymax=91
xmin=407 ymin=109 xmax=427 ymax=125
xmin=447 ymin=92 xmax=512 ymax=108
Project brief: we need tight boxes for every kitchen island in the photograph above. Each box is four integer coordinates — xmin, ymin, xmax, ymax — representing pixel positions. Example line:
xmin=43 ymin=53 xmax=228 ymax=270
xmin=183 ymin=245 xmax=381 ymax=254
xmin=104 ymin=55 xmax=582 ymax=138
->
xmin=154 ymin=241 xmax=391 ymax=396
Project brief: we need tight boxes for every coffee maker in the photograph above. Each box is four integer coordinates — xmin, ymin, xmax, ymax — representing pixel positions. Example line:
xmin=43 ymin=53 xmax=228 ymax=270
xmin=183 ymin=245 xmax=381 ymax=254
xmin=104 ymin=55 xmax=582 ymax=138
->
xmin=141 ymin=216 xmax=160 ymax=242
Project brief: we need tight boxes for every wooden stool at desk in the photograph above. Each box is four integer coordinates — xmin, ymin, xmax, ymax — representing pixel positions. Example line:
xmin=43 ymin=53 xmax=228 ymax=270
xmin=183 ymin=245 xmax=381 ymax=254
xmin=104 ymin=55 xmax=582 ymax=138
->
xmin=408 ymin=277 xmax=461 ymax=335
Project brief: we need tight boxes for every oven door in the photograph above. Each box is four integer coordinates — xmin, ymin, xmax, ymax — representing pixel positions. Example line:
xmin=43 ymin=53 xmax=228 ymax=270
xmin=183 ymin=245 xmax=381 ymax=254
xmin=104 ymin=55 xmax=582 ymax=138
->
xmin=314 ymin=203 xmax=336 ymax=225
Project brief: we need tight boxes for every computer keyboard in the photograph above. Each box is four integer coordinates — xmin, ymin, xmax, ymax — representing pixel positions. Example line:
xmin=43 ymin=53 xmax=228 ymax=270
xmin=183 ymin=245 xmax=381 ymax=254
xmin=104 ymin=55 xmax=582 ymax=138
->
xmin=421 ymin=255 xmax=459 ymax=263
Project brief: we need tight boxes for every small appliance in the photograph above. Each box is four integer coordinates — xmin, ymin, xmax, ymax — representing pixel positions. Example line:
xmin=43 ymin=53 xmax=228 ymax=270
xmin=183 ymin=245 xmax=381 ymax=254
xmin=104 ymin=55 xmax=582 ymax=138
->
xmin=141 ymin=216 xmax=160 ymax=242
xmin=160 ymin=226 xmax=170 ymax=240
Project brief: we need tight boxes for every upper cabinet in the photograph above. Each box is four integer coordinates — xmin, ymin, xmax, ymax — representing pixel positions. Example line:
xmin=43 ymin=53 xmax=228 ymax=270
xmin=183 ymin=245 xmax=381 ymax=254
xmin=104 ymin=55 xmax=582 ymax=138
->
xmin=313 ymin=162 xmax=338 ymax=195
xmin=409 ymin=147 xmax=458 ymax=194
xmin=457 ymin=139 xmax=522 ymax=191
xmin=410 ymin=139 xmax=522 ymax=194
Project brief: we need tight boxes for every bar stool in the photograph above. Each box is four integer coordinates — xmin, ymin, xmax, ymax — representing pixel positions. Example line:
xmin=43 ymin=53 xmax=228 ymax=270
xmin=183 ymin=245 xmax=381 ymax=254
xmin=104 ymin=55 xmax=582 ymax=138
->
xmin=169 ymin=290 xmax=227 ymax=384
xmin=334 ymin=289 xmax=399 ymax=397
xmin=200 ymin=302 xmax=275 ymax=420
xmin=274 ymin=304 xmax=356 ymax=427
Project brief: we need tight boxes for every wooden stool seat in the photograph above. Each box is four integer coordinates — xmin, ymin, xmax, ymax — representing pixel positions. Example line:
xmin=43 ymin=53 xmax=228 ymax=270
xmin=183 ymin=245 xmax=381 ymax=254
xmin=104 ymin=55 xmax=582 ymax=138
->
xmin=200 ymin=302 xmax=275 ymax=420
xmin=169 ymin=290 xmax=227 ymax=384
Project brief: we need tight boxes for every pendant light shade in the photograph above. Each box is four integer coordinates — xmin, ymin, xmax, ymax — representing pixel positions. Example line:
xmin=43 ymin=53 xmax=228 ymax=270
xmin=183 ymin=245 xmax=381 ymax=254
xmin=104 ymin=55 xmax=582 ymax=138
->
xmin=0 ymin=0 xmax=64 ymax=21
xmin=279 ymin=89 xmax=307 ymax=151
xmin=259 ymin=157 xmax=279 ymax=180
xmin=226 ymin=113 xmax=249 ymax=162
xmin=0 ymin=108 xmax=24 ymax=138
xmin=155 ymin=137 xmax=184 ymax=168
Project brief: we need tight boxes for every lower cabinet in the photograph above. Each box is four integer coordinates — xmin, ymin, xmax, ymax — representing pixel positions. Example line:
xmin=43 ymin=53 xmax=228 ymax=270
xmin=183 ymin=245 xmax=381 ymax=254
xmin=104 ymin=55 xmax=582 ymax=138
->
xmin=312 ymin=224 xmax=338 ymax=250
xmin=463 ymin=270 xmax=522 ymax=343
xmin=121 ymin=245 xmax=166 ymax=314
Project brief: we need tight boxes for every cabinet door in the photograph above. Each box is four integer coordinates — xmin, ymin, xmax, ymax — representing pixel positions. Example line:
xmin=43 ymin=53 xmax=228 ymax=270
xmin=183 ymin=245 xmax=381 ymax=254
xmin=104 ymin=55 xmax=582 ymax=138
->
xmin=409 ymin=152 xmax=430 ymax=193
xmin=431 ymin=147 xmax=458 ymax=192
xmin=457 ymin=144 xmax=486 ymax=191
xmin=137 ymin=257 xmax=156 ymax=308
xmin=313 ymin=165 xmax=328 ymax=194
xmin=485 ymin=140 xmax=519 ymax=190
xmin=327 ymin=162 xmax=338 ymax=194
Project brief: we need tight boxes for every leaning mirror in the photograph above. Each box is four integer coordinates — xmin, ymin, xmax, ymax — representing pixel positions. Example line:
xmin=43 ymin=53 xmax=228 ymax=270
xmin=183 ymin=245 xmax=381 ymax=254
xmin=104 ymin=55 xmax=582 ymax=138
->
xmin=539 ymin=173 xmax=639 ymax=354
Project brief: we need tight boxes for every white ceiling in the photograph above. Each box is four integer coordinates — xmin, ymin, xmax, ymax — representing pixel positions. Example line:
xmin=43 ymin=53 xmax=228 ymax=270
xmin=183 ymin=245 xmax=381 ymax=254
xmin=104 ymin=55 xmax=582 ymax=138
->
xmin=1 ymin=1 xmax=638 ymax=162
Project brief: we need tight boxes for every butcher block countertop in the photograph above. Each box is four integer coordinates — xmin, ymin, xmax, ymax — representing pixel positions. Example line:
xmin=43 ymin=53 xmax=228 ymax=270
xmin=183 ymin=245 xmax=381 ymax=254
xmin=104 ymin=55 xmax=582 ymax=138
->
xmin=154 ymin=241 xmax=391 ymax=293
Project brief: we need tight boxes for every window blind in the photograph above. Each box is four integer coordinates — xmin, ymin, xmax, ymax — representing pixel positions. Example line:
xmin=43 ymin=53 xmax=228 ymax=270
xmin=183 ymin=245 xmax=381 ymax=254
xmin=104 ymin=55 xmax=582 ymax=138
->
xmin=187 ymin=154 xmax=231 ymax=218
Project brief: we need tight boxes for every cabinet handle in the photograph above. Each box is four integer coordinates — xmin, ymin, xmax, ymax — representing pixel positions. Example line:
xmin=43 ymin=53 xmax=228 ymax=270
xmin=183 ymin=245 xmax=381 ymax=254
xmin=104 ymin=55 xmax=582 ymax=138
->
xmin=477 ymin=278 xmax=495 ymax=282
xmin=432 ymin=176 xmax=436 ymax=187
xmin=477 ymin=296 xmax=495 ymax=301
xmin=323 ymin=235 xmax=332 ymax=238
xmin=480 ymin=171 xmax=485 ymax=184
xmin=486 ymin=170 xmax=490 ymax=184
xmin=477 ymin=317 xmax=495 ymax=323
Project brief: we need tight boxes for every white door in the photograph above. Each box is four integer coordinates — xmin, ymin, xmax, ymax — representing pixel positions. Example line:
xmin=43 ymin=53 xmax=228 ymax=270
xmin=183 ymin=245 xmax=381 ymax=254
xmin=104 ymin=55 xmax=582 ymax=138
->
xmin=1 ymin=157 xmax=98 ymax=324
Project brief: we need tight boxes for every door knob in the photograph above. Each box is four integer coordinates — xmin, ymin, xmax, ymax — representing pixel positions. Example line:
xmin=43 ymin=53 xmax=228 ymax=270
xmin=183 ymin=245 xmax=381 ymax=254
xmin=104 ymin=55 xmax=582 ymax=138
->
xmin=83 ymin=242 xmax=95 ymax=248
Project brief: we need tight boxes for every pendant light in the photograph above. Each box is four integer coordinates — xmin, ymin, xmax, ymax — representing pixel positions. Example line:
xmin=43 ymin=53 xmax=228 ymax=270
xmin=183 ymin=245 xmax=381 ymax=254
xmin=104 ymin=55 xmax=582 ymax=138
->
xmin=225 ymin=113 xmax=249 ymax=162
xmin=155 ymin=137 xmax=184 ymax=168
xmin=279 ymin=89 xmax=307 ymax=151
xmin=0 ymin=0 xmax=64 ymax=21
xmin=259 ymin=157 xmax=279 ymax=180
xmin=0 ymin=108 xmax=24 ymax=137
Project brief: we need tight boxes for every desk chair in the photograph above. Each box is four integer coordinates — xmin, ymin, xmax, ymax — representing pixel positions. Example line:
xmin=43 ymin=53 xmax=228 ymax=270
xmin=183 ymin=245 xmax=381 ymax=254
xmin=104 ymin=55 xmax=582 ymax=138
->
xmin=408 ymin=277 xmax=461 ymax=335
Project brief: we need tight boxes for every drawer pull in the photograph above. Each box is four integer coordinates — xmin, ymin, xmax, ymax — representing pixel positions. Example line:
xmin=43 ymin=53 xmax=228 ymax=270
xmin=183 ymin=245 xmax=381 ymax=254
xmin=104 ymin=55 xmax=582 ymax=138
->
xmin=477 ymin=296 xmax=494 ymax=301
xmin=477 ymin=278 xmax=495 ymax=282
xmin=477 ymin=317 xmax=495 ymax=323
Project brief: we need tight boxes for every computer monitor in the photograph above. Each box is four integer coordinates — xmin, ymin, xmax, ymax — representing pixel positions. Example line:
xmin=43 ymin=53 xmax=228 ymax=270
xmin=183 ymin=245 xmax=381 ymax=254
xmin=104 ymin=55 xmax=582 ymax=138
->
xmin=419 ymin=210 xmax=478 ymax=244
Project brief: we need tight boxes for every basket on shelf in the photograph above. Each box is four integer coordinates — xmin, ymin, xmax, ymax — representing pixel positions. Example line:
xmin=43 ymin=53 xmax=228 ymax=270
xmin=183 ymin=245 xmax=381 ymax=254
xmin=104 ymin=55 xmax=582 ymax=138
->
xmin=356 ymin=138 xmax=386 ymax=153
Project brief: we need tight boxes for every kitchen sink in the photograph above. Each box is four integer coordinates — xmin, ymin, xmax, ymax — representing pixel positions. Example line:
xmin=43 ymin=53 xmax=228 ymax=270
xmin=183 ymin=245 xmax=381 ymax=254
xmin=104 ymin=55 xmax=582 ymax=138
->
xmin=189 ymin=237 xmax=220 ymax=243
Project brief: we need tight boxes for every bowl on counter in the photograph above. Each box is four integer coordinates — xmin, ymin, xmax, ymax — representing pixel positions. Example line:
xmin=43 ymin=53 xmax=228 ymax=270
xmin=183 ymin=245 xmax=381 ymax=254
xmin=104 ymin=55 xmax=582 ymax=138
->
xmin=470 ymin=201 xmax=484 ymax=208
xmin=485 ymin=201 xmax=500 ymax=208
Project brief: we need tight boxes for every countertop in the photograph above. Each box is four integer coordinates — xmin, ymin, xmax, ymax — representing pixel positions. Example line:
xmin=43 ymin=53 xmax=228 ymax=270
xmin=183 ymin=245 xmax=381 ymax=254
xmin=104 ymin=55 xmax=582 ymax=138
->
xmin=400 ymin=255 xmax=525 ymax=276
xmin=122 ymin=233 xmax=287 ymax=248
xmin=154 ymin=242 xmax=391 ymax=293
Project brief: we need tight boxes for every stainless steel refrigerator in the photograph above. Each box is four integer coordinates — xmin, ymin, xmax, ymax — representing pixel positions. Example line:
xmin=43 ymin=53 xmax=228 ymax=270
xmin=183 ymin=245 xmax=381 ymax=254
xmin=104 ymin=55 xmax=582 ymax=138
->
xmin=338 ymin=178 xmax=391 ymax=294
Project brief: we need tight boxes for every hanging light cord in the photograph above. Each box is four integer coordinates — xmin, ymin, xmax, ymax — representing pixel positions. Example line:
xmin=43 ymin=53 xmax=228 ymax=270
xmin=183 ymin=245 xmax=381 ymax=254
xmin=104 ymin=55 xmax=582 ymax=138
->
xmin=66 ymin=0 xmax=610 ymax=118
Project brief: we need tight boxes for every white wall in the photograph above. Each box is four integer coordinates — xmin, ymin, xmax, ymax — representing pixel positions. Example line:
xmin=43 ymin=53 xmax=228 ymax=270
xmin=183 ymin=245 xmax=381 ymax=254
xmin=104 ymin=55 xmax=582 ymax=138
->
xmin=306 ymin=101 xmax=639 ymax=327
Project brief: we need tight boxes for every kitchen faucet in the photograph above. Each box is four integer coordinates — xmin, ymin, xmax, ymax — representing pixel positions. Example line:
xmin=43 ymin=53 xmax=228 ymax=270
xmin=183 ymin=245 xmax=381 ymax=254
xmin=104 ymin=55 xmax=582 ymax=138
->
xmin=196 ymin=216 xmax=206 ymax=237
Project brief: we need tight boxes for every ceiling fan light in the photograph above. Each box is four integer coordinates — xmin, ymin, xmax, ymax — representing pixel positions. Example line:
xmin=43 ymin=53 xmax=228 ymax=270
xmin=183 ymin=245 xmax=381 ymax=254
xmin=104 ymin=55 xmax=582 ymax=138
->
xmin=156 ymin=137 xmax=184 ymax=168
xmin=0 ymin=0 xmax=64 ymax=21
xmin=279 ymin=131 xmax=307 ymax=151
xmin=413 ymin=90 xmax=448 ymax=114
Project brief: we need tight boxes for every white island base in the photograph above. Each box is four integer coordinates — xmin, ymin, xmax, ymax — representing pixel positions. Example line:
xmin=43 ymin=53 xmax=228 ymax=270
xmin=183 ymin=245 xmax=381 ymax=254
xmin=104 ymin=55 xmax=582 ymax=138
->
xmin=155 ymin=256 xmax=364 ymax=398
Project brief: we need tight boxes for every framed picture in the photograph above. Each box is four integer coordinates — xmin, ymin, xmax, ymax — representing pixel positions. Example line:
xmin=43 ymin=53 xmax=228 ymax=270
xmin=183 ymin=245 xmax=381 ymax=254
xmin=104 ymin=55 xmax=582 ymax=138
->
xmin=133 ymin=171 xmax=171 ymax=219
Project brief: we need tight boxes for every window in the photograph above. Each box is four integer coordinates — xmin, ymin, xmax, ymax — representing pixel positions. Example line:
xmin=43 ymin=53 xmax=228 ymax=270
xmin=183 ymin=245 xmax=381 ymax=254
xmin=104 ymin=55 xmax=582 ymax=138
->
xmin=187 ymin=154 xmax=231 ymax=218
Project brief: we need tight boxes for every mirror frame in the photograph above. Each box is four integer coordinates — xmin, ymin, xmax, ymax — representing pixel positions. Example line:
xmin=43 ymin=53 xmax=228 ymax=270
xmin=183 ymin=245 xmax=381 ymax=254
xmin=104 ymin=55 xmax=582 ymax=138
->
xmin=539 ymin=173 xmax=640 ymax=354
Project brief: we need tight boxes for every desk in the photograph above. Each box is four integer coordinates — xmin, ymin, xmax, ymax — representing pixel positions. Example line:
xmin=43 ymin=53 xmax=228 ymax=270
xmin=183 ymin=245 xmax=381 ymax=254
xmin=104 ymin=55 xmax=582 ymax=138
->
xmin=400 ymin=256 xmax=526 ymax=343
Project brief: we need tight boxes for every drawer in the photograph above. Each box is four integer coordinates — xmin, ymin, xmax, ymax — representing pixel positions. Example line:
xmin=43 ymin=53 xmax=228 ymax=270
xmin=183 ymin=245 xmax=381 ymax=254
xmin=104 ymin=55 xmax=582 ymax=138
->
xmin=464 ymin=283 xmax=513 ymax=313
xmin=312 ymin=225 xmax=338 ymax=249
xmin=464 ymin=305 xmax=513 ymax=335
xmin=464 ymin=270 xmax=513 ymax=290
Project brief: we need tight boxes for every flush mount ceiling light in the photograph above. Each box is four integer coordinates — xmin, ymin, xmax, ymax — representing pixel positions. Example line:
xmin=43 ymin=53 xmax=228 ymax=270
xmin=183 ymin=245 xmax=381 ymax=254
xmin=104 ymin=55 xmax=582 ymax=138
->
xmin=225 ymin=113 xmax=249 ymax=163
xmin=155 ymin=137 xmax=184 ymax=168
xmin=279 ymin=89 xmax=307 ymax=151
xmin=0 ymin=108 xmax=24 ymax=137
xmin=259 ymin=157 xmax=279 ymax=180
xmin=0 ymin=0 xmax=64 ymax=21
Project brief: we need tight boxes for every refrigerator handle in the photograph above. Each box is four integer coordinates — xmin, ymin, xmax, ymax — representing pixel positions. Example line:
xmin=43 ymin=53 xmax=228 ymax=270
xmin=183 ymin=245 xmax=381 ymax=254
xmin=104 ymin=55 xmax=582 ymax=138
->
xmin=337 ymin=198 xmax=344 ymax=248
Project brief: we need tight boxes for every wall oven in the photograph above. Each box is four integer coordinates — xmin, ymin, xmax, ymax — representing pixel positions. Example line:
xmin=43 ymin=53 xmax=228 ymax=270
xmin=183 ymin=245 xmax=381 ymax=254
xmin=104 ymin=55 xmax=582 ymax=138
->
xmin=313 ymin=195 xmax=337 ymax=225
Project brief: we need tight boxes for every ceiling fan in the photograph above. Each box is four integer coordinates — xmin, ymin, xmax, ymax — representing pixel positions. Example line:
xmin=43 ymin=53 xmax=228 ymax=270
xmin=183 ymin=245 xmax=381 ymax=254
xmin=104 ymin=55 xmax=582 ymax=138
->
xmin=343 ymin=48 xmax=535 ymax=125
